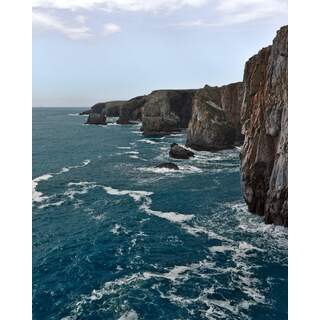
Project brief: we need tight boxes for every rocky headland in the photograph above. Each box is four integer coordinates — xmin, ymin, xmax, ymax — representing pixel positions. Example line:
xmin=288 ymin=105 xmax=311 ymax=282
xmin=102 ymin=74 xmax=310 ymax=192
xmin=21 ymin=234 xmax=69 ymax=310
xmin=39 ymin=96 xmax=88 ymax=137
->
xmin=82 ymin=25 xmax=288 ymax=226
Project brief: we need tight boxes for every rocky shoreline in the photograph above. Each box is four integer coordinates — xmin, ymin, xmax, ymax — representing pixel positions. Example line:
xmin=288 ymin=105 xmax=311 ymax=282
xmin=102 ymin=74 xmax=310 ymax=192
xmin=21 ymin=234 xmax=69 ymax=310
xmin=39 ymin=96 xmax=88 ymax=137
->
xmin=81 ymin=26 xmax=288 ymax=226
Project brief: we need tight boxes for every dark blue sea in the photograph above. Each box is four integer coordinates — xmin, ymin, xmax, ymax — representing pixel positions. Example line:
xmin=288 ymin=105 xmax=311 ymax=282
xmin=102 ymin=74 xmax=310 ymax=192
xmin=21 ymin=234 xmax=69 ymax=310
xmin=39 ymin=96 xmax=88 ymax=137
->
xmin=32 ymin=108 xmax=288 ymax=320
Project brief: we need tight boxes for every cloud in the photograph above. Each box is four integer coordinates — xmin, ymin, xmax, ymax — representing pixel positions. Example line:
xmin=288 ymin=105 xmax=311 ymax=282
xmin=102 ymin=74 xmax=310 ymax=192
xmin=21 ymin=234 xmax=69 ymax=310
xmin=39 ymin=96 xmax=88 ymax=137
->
xmin=75 ymin=15 xmax=88 ymax=24
xmin=176 ymin=0 xmax=287 ymax=27
xmin=103 ymin=23 xmax=121 ymax=36
xmin=32 ymin=11 xmax=92 ymax=40
xmin=32 ymin=0 xmax=208 ymax=12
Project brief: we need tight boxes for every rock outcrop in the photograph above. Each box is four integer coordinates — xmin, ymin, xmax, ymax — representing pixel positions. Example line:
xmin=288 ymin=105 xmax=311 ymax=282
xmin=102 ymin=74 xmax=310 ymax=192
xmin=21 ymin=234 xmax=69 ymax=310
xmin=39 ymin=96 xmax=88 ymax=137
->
xmin=156 ymin=163 xmax=179 ymax=170
xmin=186 ymin=82 xmax=243 ymax=151
xmin=80 ymin=101 xmax=126 ymax=117
xmin=240 ymin=25 xmax=288 ymax=226
xmin=117 ymin=96 xmax=146 ymax=124
xmin=169 ymin=143 xmax=195 ymax=159
xmin=142 ymin=89 xmax=196 ymax=136
xmin=85 ymin=113 xmax=107 ymax=125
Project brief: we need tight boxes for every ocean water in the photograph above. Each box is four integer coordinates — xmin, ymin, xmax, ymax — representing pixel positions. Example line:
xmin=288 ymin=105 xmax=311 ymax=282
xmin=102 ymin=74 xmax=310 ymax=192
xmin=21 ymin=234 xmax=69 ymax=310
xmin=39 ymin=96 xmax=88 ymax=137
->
xmin=32 ymin=108 xmax=288 ymax=320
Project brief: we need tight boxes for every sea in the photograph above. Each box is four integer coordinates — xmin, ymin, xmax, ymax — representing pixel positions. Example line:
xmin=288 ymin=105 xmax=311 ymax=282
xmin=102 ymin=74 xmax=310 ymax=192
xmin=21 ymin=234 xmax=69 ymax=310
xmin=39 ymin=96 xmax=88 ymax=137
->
xmin=32 ymin=108 xmax=288 ymax=320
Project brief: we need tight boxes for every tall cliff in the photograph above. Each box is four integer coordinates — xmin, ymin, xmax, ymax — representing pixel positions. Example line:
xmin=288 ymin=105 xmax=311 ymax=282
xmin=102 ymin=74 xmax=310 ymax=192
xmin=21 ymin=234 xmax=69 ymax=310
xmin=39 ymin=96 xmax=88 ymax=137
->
xmin=142 ymin=89 xmax=196 ymax=136
xmin=186 ymin=82 xmax=243 ymax=151
xmin=240 ymin=25 xmax=288 ymax=226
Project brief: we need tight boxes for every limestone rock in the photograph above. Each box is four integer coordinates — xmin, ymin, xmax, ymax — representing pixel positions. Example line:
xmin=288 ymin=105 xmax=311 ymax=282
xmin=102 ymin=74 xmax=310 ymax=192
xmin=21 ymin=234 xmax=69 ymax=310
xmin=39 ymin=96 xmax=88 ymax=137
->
xmin=117 ymin=96 xmax=146 ymax=124
xmin=186 ymin=83 xmax=242 ymax=151
xmin=240 ymin=25 xmax=288 ymax=226
xmin=142 ymin=89 xmax=196 ymax=136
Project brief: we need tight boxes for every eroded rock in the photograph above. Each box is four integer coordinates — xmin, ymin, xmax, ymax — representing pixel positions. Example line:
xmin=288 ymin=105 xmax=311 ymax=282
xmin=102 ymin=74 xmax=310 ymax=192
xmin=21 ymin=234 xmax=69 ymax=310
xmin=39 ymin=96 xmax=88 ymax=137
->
xmin=240 ymin=25 xmax=288 ymax=226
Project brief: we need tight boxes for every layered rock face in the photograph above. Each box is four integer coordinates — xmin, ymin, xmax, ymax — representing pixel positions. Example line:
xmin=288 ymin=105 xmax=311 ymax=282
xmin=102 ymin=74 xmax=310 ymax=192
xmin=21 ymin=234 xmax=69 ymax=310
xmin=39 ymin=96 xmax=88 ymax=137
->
xmin=142 ymin=90 xmax=196 ymax=136
xmin=186 ymin=82 xmax=243 ymax=151
xmin=240 ymin=26 xmax=288 ymax=226
xmin=80 ymin=101 xmax=126 ymax=117
xmin=117 ymin=96 xmax=146 ymax=124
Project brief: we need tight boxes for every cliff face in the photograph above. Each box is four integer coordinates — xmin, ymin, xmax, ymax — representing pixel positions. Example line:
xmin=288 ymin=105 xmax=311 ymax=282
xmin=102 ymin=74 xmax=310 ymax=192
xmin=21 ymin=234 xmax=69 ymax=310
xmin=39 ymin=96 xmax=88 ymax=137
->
xmin=186 ymin=82 xmax=243 ymax=151
xmin=117 ymin=96 xmax=146 ymax=124
xmin=80 ymin=101 xmax=126 ymax=117
xmin=240 ymin=25 xmax=288 ymax=226
xmin=142 ymin=90 xmax=196 ymax=136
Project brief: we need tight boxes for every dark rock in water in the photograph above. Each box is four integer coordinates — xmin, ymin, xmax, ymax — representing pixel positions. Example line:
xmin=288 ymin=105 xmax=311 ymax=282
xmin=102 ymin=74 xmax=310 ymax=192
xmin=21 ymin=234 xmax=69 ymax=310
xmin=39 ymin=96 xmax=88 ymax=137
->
xmin=79 ymin=109 xmax=91 ymax=115
xmin=117 ymin=95 xmax=146 ymax=124
xmin=86 ymin=113 xmax=107 ymax=125
xmin=240 ymin=25 xmax=288 ymax=226
xmin=156 ymin=162 xmax=179 ymax=170
xmin=142 ymin=89 xmax=196 ymax=136
xmin=169 ymin=143 xmax=194 ymax=159
xmin=186 ymin=82 xmax=243 ymax=151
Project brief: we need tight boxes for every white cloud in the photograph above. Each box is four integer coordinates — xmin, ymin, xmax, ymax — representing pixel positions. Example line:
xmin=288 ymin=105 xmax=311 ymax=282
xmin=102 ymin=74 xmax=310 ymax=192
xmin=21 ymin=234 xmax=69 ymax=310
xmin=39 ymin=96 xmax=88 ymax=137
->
xmin=32 ymin=11 xmax=92 ymax=40
xmin=75 ymin=15 xmax=88 ymax=24
xmin=32 ymin=0 xmax=208 ymax=12
xmin=176 ymin=0 xmax=287 ymax=27
xmin=103 ymin=23 xmax=121 ymax=35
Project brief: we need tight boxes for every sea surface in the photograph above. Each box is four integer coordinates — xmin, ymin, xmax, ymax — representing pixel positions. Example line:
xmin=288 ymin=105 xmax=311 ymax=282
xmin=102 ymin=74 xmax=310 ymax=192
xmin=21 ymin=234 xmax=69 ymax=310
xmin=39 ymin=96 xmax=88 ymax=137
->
xmin=32 ymin=108 xmax=288 ymax=320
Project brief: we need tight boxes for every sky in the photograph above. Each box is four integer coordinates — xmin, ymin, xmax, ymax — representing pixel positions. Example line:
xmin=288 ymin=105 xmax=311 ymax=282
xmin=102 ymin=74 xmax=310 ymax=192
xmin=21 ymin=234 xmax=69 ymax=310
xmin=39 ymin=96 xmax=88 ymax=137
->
xmin=32 ymin=0 xmax=288 ymax=108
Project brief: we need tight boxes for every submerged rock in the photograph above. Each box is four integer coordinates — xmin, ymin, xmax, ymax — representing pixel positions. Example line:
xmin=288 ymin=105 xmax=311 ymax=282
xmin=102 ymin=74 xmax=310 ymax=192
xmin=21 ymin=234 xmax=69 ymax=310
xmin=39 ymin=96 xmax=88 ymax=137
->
xmin=85 ymin=113 xmax=107 ymax=125
xmin=156 ymin=162 xmax=179 ymax=170
xmin=186 ymin=82 xmax=243 ymax=151
xmin=142 ymin=89 xmax=196 ymax=136
xmin=169 ymin=143 xmax=195 ymax=159
xmin=240 ymin=25 xmax=288 ymax=226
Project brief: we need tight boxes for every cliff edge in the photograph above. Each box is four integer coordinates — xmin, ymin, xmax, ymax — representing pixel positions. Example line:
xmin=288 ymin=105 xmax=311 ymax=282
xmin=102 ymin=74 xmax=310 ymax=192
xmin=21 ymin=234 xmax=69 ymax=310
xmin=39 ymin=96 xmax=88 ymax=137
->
xmin=240 ymin=25 xmax=288 ymax=226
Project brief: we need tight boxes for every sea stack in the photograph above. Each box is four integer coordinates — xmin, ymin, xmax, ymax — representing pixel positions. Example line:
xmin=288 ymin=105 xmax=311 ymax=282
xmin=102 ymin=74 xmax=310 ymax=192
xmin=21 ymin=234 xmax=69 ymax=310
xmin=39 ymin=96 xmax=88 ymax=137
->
xmin=86 ymin=113 xmax=107 ymax=125
xmin=186 ymin=82 xmax=243 ymax=151
xmin=240 ymin=25 xmax=288 ymax=226
xmin=142 ymin=89 xmax=196 ymax=136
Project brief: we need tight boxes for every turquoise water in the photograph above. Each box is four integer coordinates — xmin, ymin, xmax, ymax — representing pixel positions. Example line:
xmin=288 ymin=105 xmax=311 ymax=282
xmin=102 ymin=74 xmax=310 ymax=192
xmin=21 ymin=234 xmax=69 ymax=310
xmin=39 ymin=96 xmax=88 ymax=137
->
xmin=32 ymin=108 xmax=288 ymax=320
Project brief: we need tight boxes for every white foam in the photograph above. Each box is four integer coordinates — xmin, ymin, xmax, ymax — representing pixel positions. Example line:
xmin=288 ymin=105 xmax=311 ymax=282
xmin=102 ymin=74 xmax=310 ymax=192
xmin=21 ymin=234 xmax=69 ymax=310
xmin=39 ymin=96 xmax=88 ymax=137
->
xmin=137 ymin=139 xmax=157 ymax=145
xmin=139 ymin=198 xmax=194 ymax=223
xmin=124 ymin=151 xmax=139 ymax=155
xmin=129 ymin=155 xmax=139 ymax=159
xmin=32 ymin=160 xmax=91 ymax=204
xmin=32 ymin=174 xmax=53 ymax=202
xmin=39 ymin=200 xmax=65 ymax=209
xmin=118 ymin=310 xmax=138 ymax=320
xmin=139 ymin=164 xmax=202 ymax=175
xmin=103 ymin=186 xmax=153 ymax=202
xmin=209 ymin=244 xmax=234 ymax=255
xmin=117 ymin=147 xmax=132 ymax=150
xmin=139 ymin=167 xmax=178 ymax=174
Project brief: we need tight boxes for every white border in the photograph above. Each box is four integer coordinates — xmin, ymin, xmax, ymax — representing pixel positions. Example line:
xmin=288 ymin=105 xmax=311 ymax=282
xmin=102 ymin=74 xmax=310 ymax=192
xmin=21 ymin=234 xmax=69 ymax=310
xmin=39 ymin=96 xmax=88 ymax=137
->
xmin=0 ymin=1 xmax=32 ymax=319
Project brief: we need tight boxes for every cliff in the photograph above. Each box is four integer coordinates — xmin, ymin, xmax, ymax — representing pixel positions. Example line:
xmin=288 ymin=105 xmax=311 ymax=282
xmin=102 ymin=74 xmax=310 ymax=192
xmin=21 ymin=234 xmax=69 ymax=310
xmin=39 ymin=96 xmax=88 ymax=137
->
xmin=80 ymin=100 xmax=126 ymax=117
xmin=240 ymin=25 xmax=288 ymax=226
xmin=186 ymin=82 xmax=243 ymax=150
xmin=142 ymin=89 xmax=196 ymax=136
xmin=117 ymin=95 xmax=146 ymax=124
